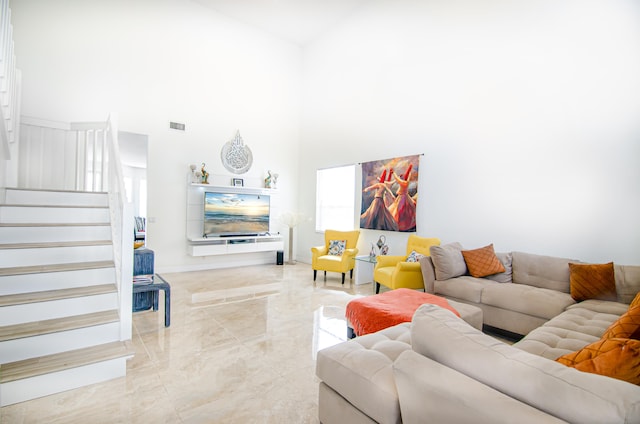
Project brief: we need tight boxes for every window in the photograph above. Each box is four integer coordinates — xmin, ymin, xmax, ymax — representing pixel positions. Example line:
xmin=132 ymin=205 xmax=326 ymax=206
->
xmin=315 ymin=165 xmax=356 ymax=232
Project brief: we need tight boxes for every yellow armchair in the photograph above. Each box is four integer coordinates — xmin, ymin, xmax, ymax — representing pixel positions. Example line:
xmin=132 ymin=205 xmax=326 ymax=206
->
xmin=311 ymin=230 xmax=360 ymax=284
xmin=373 ymin=235 xmax=440 ymax=293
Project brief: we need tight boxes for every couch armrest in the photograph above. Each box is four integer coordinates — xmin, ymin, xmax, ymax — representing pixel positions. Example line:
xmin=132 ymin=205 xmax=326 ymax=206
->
xmin=418 ymin=256 xmax=436 ymax=293
xmin=343 ymin=248 xmax=359 ymax=259
xmin=311 ymin=245 xmax=327 ymax=268
xmin=311 ymin=245 xmax=327 ymax=256
xmin=393 ymin=350 xmax=564 ymax=424
xmin=394 ymin=261 xmax=420 ymax=272
xmin=375 ymin=255 xmax=404 ymax=269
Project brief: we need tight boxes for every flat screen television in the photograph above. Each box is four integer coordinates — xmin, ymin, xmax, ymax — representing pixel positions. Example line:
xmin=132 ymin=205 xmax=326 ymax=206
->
xmin=203 ymin=191 xmax=270 ymax=237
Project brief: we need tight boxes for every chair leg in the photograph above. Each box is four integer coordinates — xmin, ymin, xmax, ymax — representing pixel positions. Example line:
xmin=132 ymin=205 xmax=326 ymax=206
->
xmin=324 ymin=271 xmax=327 ymax=281
xmin=375 ymin=282 xmax=381 ymax=294
xmin=350 ymin=269 xmax=353 ymax=279
xmin=313 ymin=270 xmax=317 ymax=281
xmin=341 ymin=273 xmax=345 ymax=285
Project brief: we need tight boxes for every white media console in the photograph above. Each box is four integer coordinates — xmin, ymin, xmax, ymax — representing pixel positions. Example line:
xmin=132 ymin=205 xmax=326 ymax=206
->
xmin=186 ymin=183 xmax=284 ymax=257
xmin=187 ymin=234 xmax=284 ymax=257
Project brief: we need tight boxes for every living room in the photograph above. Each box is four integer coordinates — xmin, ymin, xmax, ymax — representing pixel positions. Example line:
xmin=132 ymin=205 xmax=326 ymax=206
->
xmin=2 ymin=0 xmax=640 ymax=421
xmin=7 ymin=0 xmax=637 ymax=270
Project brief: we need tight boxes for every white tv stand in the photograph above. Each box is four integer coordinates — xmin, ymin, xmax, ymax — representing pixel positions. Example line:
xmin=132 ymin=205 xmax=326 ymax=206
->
xmin=186 ymin=183 xmax=283 ymax=257
xmin=187 ymin=234 xmax=284 ymax=256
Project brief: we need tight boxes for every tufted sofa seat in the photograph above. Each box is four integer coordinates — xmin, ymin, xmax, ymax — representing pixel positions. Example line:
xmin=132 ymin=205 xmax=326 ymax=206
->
xmin=317 ymin=323 xmax=411 ymax=424
xmin=514 ymin=299 xmax=629 ymax=359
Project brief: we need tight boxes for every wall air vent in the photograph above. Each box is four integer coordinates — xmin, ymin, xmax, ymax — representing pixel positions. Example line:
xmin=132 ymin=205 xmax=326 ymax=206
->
xmin=169 ymin=122 xmax=185 ymax=131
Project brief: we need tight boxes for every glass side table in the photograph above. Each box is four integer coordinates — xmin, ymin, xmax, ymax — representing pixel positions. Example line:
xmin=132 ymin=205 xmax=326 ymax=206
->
xmin=354 ymin=255 xmax=377 ymax=292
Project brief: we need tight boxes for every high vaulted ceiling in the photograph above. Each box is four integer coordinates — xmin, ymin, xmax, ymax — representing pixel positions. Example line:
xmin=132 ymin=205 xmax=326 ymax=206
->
xmin=192 ymin=0 xmax=371 ymax=46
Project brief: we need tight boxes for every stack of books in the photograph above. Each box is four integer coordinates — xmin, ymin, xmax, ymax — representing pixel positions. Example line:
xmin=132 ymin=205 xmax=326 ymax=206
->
xmin=133 ymin=274 xmax=154 ymax=285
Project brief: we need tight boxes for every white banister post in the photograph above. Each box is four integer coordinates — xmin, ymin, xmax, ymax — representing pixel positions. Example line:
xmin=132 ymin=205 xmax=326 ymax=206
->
xmin=101 ymin=129 xmax=107 ymax=192
xmin=75 ymin=131 xmax=81 ymax=190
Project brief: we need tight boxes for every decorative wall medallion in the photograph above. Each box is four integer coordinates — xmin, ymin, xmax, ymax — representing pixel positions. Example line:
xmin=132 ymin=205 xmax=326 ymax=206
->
xmin=221 ymin=131 xmax=253 ymax=174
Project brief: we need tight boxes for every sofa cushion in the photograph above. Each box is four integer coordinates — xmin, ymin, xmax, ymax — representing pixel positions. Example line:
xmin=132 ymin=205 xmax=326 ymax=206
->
xmin=614 ymin=264 xmax=640 ymax=304
xmin=556 ymin=337 xmax=640 ymax=385
xmin=514 ymin=301 xmax=626 ymax=359
xmin=569 ymin=262 xmax=617 ymax=302
xmin=511 ymin=251 xmax=578 ymax=292
xmin=411 ymin=304 xmax=640 ymax=423
xmin=434 ymin=276 xmax=489 ymax=303
xmin=316 ymin=323 xmax=411 ymax=424
xmin=485 ymin=252 xmax=513 ymax=283
xmin=461 ymin=244 xmax=505 ymax=278
xmin=480 ymin=283 xmax=575 ymax=320
xmin=514 ymin=325 xmax=604 ymax=360
xmin=601 ymin=305 xmax=640 ymax=340
xmin=429 ymin=242 xmax=466 ymax=280
xmin=566 ymin=299 xmax=630 ymax=315
xmin=393 ymin=350 xmax=567 ymax=424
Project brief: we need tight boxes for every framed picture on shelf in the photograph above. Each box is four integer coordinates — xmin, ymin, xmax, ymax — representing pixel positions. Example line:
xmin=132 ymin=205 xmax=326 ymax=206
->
xmin=232 ymin=178 xmax=244 ymax=187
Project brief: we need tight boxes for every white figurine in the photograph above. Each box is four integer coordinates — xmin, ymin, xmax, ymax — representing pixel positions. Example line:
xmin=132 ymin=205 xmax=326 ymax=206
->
xmin=189 ymin=164 xmax=199 ymax=183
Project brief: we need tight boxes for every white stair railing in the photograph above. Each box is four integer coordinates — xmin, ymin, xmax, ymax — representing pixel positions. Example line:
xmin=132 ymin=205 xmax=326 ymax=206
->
xmin=105 ymin=113 xmax=134 ymax=340
xmin=17 ymin=117 xmax=120 ymax=192
xmin=0 ymin=0 xmax=22 ymax=173
xmin=16 ymin=113 xmax=134 ymax=341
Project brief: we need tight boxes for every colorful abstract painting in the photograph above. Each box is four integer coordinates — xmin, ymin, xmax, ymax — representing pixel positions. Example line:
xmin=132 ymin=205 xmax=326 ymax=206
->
xmin=360 ymin=154 xmax=421 ymax=232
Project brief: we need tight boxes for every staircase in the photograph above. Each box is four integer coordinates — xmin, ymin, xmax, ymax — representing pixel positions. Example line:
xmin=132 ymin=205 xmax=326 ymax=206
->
xmin=0 ymin=188 xmax=134 ymax=406
xmin=0 ymin=2 xmax=134 ymax=406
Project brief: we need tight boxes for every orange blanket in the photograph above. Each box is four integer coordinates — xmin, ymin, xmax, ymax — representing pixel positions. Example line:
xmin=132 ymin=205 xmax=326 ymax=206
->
xmin=346 ymin=288 xmax=460 ymax=336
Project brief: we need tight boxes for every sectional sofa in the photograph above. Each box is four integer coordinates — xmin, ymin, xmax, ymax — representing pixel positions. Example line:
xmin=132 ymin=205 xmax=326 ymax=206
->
xmin=315 ymin=247 xmax=640 ymax=423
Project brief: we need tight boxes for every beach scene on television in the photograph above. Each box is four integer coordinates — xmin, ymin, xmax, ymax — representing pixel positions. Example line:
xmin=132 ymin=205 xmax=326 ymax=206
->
xmin=203 ymin=192 xmax=270 ymax=236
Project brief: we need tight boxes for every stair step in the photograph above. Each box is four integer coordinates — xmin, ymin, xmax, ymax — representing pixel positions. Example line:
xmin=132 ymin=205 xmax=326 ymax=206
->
xmin=0 ymin=225 xmax=112 ymax=244
xmin=0 ymin=260 xmax=114 ymax=277
xmin=0 ymin=310 xmax=119 ymax=342
xmin=0 ymin=240 xmax=112 ymax=249
xmin=0 ymin=267 xmax=116 ymax=296
xmin=0 ymin=340 xmax=134 ymax=384
xmin=4 ymin=188 xmax=109 ymax=207
xmin=0 ymin=205 xmax=110 ymax=224
xmin=0 ymin=284 xmax=116 ymax=307
xmin=0 ymin=222 xmax=110 ymax=227
xmin=1 ymin=204 xmax=108 ymax=209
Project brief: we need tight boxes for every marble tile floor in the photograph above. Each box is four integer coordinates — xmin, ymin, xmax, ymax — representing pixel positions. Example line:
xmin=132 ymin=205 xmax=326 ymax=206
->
xmin=1 ymin=263 xmax=374 ymax=424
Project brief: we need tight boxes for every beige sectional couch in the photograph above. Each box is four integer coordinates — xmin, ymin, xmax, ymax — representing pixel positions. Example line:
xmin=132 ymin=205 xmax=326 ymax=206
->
xmin=315 ymin=248 xmax=640 ymax=423
xmin=420 ymin=245 xmax=640 ymax=337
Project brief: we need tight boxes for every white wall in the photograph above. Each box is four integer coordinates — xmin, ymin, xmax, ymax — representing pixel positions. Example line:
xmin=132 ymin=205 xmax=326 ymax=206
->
xmin=299 ymin=0 xmax=640 ymax=264
xmin=10 ymin=0 xmax=640 ymax=268
xmin=11 ymin=0 xmax=302 ymax=271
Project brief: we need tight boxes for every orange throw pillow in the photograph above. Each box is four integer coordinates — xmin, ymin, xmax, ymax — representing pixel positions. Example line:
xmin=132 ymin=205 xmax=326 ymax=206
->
xmin=461 ymin=244 xmax=505 ymax=278
xmin=630 ymin=292 xmax=640 ymax=309
xmin=556 ymin=338 xmax=640 ymax=385
xmin=568 ymin=262 xmax=617 ymax=302
xmin=602 ymin=305 xmax=640 ymax=340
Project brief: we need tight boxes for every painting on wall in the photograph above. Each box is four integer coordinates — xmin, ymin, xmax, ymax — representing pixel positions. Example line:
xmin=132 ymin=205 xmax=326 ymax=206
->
xmin=360 ymin=154 xmax=421 ymax=232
